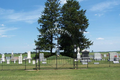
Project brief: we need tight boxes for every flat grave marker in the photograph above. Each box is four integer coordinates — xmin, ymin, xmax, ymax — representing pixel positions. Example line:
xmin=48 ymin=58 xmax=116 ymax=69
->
xmin=113 ymin=61 xmax=119 ymax=64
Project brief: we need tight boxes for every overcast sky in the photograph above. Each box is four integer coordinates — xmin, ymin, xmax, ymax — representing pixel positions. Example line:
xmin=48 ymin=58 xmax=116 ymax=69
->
xmin=0 ymin=0 xmax=120 ymax=53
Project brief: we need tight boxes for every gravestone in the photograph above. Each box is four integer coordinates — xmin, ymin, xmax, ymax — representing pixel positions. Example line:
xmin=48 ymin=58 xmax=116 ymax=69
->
xmin=39 ymin=53 xmax=47 ymax=64
xmin=32 ymin=60 xmax=35 ymax=64
xmin=27 ymin=51 xmax=31 ymax=59
xmin=11 ymin=51 xmax=14 ymax=59
xmin=2 ymin=54 xmax=5 ymax=62
xmin=39 ymin=53 xmax=44 ymax=61
xmin=109 ymin=52 xmax=119 ymax=61
xmin=81 ymin=50 xmax=90 ymax=60
xmin=27 ymin=51 xmax=31 ymax=63
xmin=104 ymin=54 xmax=107 ymax=57
xmin=77 ymin=47 xmax=81 ymax=60
xmin=82 ymin=61 xmax=88 ymax=65
xmin=19 ymin=54 xmax=22 ymax=64
xmin=14 ymin=60 xmax=16 ymax=63
xmin=94 ymin=53 xmax=102 ymax=60
xmin=81 ymin=50 xmax=91 ymax=63
xmin=113 ymin=61 xmax=119 ymax=64
xmin=42 ymin=61 xmax=47 ymax=64
xmin=6 ymin=56 xmax=11 ymax=64
xmin=6 ymin=57 xmax=10 ymax=64
xmin=94 ymin=62 xmax=99 ymax=64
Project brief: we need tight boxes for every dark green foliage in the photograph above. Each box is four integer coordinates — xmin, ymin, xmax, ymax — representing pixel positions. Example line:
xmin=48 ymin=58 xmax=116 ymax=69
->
xmin=35 ymin=0 xmax=61 ymax=54
xmin=35 ymin=0 xmax=93 ymax=58
xmin=59 ymin=0 xmax=93 ymax=57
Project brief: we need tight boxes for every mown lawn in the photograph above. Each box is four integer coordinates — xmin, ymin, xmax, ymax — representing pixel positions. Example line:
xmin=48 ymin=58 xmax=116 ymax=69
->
xmin=0 ymin=67 xmax=120 ymax=80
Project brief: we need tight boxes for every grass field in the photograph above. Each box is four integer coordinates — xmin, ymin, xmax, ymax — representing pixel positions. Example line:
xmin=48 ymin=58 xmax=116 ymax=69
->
xmin=0 ymin=52 xmax=120 ymax=80
xmin=0 ymin=67 xmax=120 ymax=80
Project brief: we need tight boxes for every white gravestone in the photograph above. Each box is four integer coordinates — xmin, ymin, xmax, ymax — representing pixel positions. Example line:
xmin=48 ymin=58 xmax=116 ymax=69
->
xmin=109 ymin=52 xmax=119 ymax=61
xmin=2 ymin=54 xmax=5 ymax=62
xmin=27 ymin=51 xmax=31 ymax=63
xmin=27 ymin=51 xmax=31 ymax=59
xmin=94 ymin=53 xmax=102 ymax=60
xmin=11 ymin=51 xmax=14 ymax=59
xmin=77 ymin=47 xmax=81 ymax=60
xmin=39 ymin=53 xmax=47 ymax=64
xmin=7 ymin=60 xmax=10 ymax=64
xmin=32 ymin=60 xmax=35 ymax=64
xmin=104 ymin=54 xmax=107 ymax=57
xmin=82 ymin=61 xmax=88 ymax=65
xmin=14 ymin=60 xmax=16 ymax=63
xmin=6 ymin=57 xmax=10 ymax=64
xmin=28 ymin=59 xmax=31 ymax=63
xmin=42 ymin=62 xmax=47 ymax=64
xmin=19 ymin=54 xmax=22 ymax=64
xmin=39 ymin=53 xmax=44 ymax=61
xmin=113 ymin=61 xmax=119 ymax=64
xmin=94 ymin=62 xmax=99 ymax=64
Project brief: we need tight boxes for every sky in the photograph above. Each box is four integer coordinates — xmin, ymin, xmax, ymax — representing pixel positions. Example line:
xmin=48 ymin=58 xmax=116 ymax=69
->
xmin=0 ymin=0 xmax=120 ymax=53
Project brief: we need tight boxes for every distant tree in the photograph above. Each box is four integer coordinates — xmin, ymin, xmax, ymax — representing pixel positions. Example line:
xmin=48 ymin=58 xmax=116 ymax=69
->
xmin=35 ymin=0 xmax=61 ymax=54
xmin=59 ymin=0 xmax=93 ymax=57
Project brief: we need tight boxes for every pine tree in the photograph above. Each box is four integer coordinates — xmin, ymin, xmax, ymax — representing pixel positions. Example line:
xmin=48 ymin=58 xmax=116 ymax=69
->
xmin=60 ymin=0 xmax=93 ymax=57
xmin=35 ymin=0 xmax=60 ymax=54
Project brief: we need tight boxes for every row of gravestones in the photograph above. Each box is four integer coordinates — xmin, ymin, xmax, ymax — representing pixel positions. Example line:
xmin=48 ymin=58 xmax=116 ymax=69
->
xmin=77 ymin=48 xmax=120 ymax=64
xmin=77 ymin=50 xmax=119 ymax=61
xmin=0 ymin=52 xmax=47 ymax=64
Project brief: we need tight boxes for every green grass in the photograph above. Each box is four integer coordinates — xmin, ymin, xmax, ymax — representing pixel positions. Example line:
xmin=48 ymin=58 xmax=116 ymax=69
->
xmin=0 ymin=53 xmax=120 ymax=80
xmin=0 ymin=67 xmax=120 ymax=80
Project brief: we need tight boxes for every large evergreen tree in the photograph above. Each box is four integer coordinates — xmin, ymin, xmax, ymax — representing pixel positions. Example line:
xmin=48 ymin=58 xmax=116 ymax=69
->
xmin=35 ymin=0 xmax=60 ymax=54
xmin=59 ymin=0 xmax=93 ymax=57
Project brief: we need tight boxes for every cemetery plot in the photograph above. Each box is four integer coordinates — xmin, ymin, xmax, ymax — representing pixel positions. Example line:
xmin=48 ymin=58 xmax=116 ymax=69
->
xmin=0 ymin=52 xmax=120 ymax=70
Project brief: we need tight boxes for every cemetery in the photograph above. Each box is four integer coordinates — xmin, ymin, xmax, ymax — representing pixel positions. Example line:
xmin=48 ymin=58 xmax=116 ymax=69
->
xmin=0 ymin=50 xmax=120 ymax=70
xmin=0 ymin=0 xmax=120 ymax=79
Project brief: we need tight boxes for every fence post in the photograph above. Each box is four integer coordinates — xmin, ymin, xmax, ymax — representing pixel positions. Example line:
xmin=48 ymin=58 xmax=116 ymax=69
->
xmin=25 ymin=59 xmax=26 ymax=70
xmin=39 ymin=53 xmax=40 ymax=70
xmin=36 ymin=59 xmax=37 ymax=70
xmin=77 ymin=59 xmax=78 ymax=69
xmin=87 ymin=58 xmax=88 ymax=68
xmin=109 ymin=59 xmax=110 ymax=67
xmin=56 ymin=55 xmax=57 ymax=69
xmin=2 ymin=61 xmax=3 ymax=71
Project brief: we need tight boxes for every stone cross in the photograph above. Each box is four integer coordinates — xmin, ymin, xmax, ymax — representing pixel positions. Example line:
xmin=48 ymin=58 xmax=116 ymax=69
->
xmin=54 ymin=22 xmax=58 ymax=28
